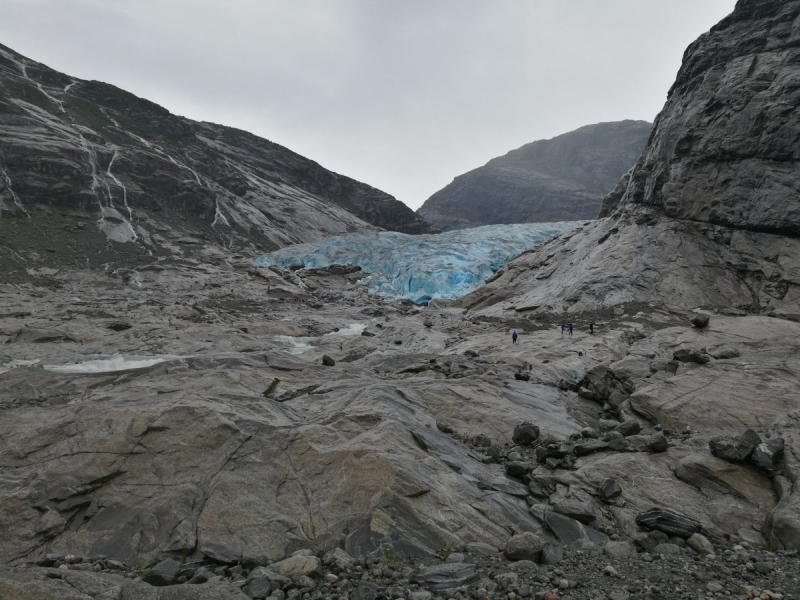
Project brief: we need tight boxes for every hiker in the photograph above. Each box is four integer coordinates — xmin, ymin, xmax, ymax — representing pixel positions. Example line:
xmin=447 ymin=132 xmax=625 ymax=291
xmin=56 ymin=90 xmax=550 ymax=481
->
xmin=589 ymin=322 xmax=594 ymax=335
xmin=561 ymin=322 xmax=565 ymax=336
xmin=568 ymin=323 xmax=573 ymax=336
xmin=512 ymin=330 xmax=518 ymax=345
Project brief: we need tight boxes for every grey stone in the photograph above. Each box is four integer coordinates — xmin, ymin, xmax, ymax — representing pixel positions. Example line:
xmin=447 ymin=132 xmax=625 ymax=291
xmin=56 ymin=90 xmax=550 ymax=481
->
xmin=751 ymin=437 xmax=785 ymax=476
xmin=504 ymin=532 xmax=544 ymax=562
xmin=268 ymin=556 xmax=321 ymax=578
xmin=615 ymin=419 xmax=641 ymax=437
xmin=709 ymin=430 xmax=761 ymax=463
xmin=672 ymin=349 xmax=710 ymax=365
xmin=412 ymin=563 xmax=482 ymax=590
xmin=201 ymin=541 xmax=243 ymax=565
xmin=540 ymin=541 xmax=563 ymax=565
xmin=597 ymin=478 xmax=622 ymax=501
xmin=651 ymin=543 xmax=682 ymax=556
xmin=574 ymin=440 xmax=609 ymax=456
xmin=504 ymin=461 xmax=529 ymax=478
xmin=544 ymin=511 xmax=608 ymax=549
xmin=691 ymin=313 xmax=710 ymax=328
xmin=142 ymin=558 xmax=181 ymax=586
xmin=646 ymin=433 xmax=668 ymax=453
xmin=686 ymin=533 xmax=714 ymax=556
xmin=635 ymin=508 xmax=701 ymax=539
xmin=512 ymin=422 xmax=540 ymax=445
xmin=321 ymin=355 xmax=336 ymax=367
xmin=244 ymin=576 xmax=273 ymax=599
xmin=551 ymin=498 xmax=596 ymax=523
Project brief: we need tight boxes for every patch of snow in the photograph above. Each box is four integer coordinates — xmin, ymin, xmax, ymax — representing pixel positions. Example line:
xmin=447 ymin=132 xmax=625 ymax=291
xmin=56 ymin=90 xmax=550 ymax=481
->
xmin=274 ymin=322 xmax=367 ymax=355
xmin=253 ymin=222 xmax=584 ymax=303
xmin=0 ymin=359 xmax=41 ymax=374
xmin=44 ymin=355 xmax=178 ymax=374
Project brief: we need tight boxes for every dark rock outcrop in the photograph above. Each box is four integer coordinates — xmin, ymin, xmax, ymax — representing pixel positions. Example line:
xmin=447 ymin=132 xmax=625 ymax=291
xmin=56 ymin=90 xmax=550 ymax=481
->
xmin=417 ymin=121 xmax=651 ymax=231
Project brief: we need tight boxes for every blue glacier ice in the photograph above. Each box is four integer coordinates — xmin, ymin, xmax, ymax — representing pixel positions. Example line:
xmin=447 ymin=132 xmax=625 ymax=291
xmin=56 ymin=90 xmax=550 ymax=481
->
xmin=253 ymin=222 xmax=586 ymax=304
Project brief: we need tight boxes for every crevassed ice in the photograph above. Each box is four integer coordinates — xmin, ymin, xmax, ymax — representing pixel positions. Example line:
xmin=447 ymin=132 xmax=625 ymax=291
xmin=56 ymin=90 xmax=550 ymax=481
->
xmin=253 ymin=222 xmax=585 ymax=304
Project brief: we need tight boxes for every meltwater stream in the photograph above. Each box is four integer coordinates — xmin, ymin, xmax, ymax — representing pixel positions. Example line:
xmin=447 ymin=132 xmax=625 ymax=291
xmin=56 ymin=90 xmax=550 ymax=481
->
xmin=253 ymin=222 xmax=585 ymax=304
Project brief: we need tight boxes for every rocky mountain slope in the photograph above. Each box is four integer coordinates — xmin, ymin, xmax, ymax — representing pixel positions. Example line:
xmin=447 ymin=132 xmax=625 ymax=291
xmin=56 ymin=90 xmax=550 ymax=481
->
xmin=457 ymin=0 xmax=800 ymax=322
xmin=0 ymin=42 xmax=434 ymax=275
xmin=417 ymin=121 xmax=651 ymax=231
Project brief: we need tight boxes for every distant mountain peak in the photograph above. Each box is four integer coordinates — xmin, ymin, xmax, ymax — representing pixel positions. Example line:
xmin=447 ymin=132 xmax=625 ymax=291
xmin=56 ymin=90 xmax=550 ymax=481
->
xmin=417 ymin=120 xmax=651 ymax=231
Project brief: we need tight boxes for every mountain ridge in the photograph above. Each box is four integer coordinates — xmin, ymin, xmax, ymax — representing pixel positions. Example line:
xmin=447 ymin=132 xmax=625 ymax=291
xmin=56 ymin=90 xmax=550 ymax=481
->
xmin=417 ymin=120 xmax=651 ymax=231
xmin=0 ymin=42 xmax=435 ymax=275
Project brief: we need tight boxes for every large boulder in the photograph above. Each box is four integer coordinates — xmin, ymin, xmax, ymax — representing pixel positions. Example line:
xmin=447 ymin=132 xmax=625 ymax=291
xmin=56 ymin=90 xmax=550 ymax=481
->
xmin=635 ymin=508 xmax=702 ymax=539
xmin=709 ymin=430 xmax=761 ymax=463
xmin=504 ymin=532 xmax=544 ymax=562
xmin=751 ymin=438 xmax=785 ymax=476
xmin=142 ymin=558 xmax=181 ymax=586
xmin=268 ymin=555 xmax=322 ymax=578
xmin=512 ymin=422 xmax=541 ymax=445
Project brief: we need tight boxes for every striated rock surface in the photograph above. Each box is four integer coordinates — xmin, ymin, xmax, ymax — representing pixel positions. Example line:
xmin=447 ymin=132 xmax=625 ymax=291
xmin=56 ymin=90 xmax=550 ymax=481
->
xmin=417 ymin=121 xmax=650 ymax=231
xmin=0 ymin=42 xmax=434 ymax=276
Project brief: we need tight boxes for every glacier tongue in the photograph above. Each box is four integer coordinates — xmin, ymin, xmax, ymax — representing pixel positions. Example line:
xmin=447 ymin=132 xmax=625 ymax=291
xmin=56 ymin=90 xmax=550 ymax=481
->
xmin=253 ymin=222 xmax=585 ymax=304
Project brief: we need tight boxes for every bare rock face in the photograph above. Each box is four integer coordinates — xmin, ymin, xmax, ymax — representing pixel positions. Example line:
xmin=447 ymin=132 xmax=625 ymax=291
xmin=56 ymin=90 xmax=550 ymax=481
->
xmin=456 ymin=0 xmax=800 ymax=319
xmin=599 ymin=0 xmax=800 ymax=237
xmin=418 ymin=121 xmax=651 ymax=231
xmin=0 ymin=42 xmax=435 ymax=275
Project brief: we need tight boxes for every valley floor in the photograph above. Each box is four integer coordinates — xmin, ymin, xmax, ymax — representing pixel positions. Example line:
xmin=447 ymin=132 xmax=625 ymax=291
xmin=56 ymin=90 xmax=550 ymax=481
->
xmin=0 ymin=259 xmax=798 ymax=599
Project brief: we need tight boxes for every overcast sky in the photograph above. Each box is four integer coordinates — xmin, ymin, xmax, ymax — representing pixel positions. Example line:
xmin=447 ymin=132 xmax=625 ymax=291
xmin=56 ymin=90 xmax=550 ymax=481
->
xmin=0 ymin=0 xmax=736 ymax=210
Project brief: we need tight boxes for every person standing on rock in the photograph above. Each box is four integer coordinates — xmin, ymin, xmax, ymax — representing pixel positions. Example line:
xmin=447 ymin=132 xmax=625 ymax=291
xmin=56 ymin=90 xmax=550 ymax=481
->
xmin=589 ymin=322 xmax=594 ymax=335
xmin=568 ymin=323 xmax=573 ymax=336
xmin=512 ymin=330 xmax=518 ymax=345
xmin=561 ymin=322 xmax=565 ymax=336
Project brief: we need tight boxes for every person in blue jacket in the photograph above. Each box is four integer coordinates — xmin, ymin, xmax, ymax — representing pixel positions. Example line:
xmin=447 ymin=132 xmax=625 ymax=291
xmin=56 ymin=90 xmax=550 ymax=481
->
xmin=568 ymin=323 xmax=573 ymax=336
xmin=512 ymin=330 xmax=518 ymax=345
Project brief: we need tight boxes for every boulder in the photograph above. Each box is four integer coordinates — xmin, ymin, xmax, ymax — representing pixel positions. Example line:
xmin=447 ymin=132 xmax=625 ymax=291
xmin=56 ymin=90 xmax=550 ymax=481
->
xmin=142 ymin=558 xmax=181 ymax=586
xmin=551 ymin=498 xmax=596 ymax=523
xmin=322 ymin=547 xmax=355 ymax=570
xmin=751 ymin=438 xmax=785 ymax=476
xmin=672 ymin=349 xmax=710 ymax=364
xmin=635 ymin=508 xmax=701 ymax=539
xmin=505 ymin=461 xmax=529 ymax=478
xmin=686 ymin=533 xmax=714 ymax=556
xmin=646 ymin=433 xmax=668 ymax=453
xmin=574 ymin=440 xmax=609 ymax=456
xmin=412 ymin=563 xmax=482 ymax=590
xmin=201 ymin=540 xmax=243 ymax=564
xmin=652 ymin=543 xmax=682 ymax=556
xmin=540 ymin=541 xmax=563 ymax=565
xmin=321 ymin=354 xmax=336 ymax=366
xmin=709 ymin=430 xmax=761 ymax=463
xmin=504 ymin=532 xmax=544 ymax=562
xmin=691 ymin=313 xmax=710 ymax=328
xmin=268 ymin=555 xmax=322 ymax=578
xmin=615 ymin=419 xmax=641 ymax=437
xmin=543 ymin=511 xmax=608 ymax=549
xmin=243 ymin=576 xmax=272 ymax=599
xmin=465 ymin=542 xmax=499 ymax=556
xmin=512 ymin=422 xmax=540 ymax=445
xmin=597 ymin=478 xmax=622 ymax=502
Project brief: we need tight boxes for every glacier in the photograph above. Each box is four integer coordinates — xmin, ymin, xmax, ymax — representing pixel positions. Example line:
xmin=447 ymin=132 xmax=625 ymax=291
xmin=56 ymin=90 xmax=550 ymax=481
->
xmin=253 ymin=221 xmax=585 ymax=304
